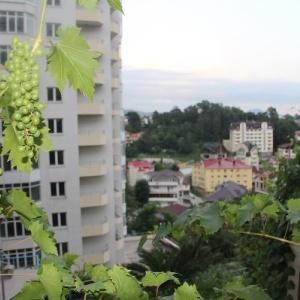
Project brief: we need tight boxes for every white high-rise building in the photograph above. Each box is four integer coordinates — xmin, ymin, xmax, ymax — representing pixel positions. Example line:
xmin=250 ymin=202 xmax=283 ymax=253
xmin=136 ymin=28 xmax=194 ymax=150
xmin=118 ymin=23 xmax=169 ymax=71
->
xmin=229 ymin=121 xmax=273 ymax=159
xmin=0 ymin=1 xmax=126 ymax=298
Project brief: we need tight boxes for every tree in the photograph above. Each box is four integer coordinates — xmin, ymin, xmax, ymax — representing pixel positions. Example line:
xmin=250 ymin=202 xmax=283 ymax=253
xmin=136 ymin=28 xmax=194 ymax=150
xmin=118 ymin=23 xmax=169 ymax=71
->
xmin=126 ymin=111 xmax=141 ymax=133
xmin=135 ymin=179 xmax=150 ymax=207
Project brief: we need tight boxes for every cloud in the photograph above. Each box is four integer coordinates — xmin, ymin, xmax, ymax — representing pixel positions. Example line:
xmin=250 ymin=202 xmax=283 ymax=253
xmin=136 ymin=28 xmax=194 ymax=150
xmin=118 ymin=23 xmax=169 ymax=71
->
xmin=122 ymin=68 xmax=300 ymax=115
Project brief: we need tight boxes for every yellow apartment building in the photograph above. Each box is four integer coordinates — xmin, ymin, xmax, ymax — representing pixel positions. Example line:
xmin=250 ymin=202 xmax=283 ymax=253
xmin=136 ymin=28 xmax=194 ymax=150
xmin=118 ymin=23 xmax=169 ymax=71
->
xmin=192 ymin=159 xmax=252 ymax=193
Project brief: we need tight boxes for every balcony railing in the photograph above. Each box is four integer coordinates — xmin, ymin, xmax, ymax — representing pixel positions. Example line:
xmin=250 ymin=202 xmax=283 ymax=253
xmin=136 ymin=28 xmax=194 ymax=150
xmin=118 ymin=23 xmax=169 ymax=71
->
xmin=81 ymin=218 xmax=109 ymax=237
xmin=79 ymin=160 xmax=107 ymax=177
xmin=76 ymin=7 xmax=104 ymax=26
xmin=78 ymin=130 xmax=106 ymax=146
xmin=77 ymin=100 xmax=105 ymax=115
xmin=82 ymin=246 xmax=110 ymax=264
xmin=80 ymin=190 xmax=108 ymax=208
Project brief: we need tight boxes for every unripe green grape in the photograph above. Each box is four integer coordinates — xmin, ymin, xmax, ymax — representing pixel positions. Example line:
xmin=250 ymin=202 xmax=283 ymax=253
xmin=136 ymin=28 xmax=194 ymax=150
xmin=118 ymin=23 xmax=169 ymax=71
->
xmin=22 ymin=116 xmax=30 ymax=124
xmin=12 ymin=90 xmax=21 ymax=100
xmin=19 ymin=106 xmax=29 ymax=115
xmin=12 ymin=75 xmax=22 ymax=83
xmin=12 ymin=56 xmax=21 ymax=64
xmin=17 ymin=122 xmax=25 ymax=130
xmin=22 ymin=72 xmax=30 ymax=82
xmin=26 ymin=137 xmax=34 ymax=146
xmin=13 ymin=112 xmax=22 ymax=121
xmin=27 ymin=58 xmax=35 ymax=66
xmin=32 ymin=116 xmax=40 ymax=125
xmin=31 ymin=79 xmax=39 ymax=87
xmin=29 ymin=125 xmax=37 ymax=134
xmin=33 ymin=130 xmax=41 ymax=138
xmin=31 ymin=72 xmax=40 ymax=80
xmin=17 ymin=41 xmax=24 ymax=49
xmin=0 ymin=82 xmax=7 ymax=90
xmin=18 ymin=145 xmax=25 ymax=152
xmin=15 ymin=98 xmax=23 ymax=106
xmin=32 ymin=94 xmax=39 ymax=101
xmin=27 ymin=151 xmax=34 ymax=159
xmin=10 ymin=83 xmax=19 ymax=91
xmin=33 ymin=48 xmax=44 ymax=58
xmin=13 ymin=62 xmax=21 ymax=70
xmin=36 ymin=102 xmax=45 ymax=110
xmin=17 ymin=135 xmax=24 ymax=142
xmin=26 ymin=103 xmax=34 ymax=110
xmin=16 ymin=49 xmax=25 ymax=57
xmin=20 ymin=87 xmax=26 ymax=94
xmin=23 ymin=81 xmax=32 ymax=91
xmin=32 ymin=64 xmax=39 ymax=71
xmin=22 ymin=98 xmax=29 ymax=106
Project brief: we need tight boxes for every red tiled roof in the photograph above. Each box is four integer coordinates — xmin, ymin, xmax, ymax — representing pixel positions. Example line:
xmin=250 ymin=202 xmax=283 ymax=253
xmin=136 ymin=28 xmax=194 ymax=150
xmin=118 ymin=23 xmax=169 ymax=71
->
xmin=160 ymin=204 xmax=189 ymax=216
xmin=202 ymin=159 xmax=251 ymax=169
xmin=128 ymin=160 xmax=153 ymax=170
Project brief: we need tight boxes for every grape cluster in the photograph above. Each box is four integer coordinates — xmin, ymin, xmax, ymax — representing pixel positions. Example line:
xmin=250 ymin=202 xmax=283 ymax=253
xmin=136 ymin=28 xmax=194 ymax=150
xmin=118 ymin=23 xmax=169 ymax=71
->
xmin=0 ymin=37 xmax=45 ymax=160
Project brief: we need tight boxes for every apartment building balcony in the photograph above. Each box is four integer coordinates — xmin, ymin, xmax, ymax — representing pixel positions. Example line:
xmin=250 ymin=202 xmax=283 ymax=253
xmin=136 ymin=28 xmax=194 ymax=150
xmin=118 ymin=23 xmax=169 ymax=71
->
xmin=110 ymin=21 xmax=118 ymax=37
xmin=83 ymin=247 xmax=110 ymax=264
xmin=76 ymin=7 xmax=104 ymax=26
xmin=80 ymin=190 xmax=108 ymax=208
xmin=81 ymin=218 xmax=109 ymax=237
xmin=88 ymin=38 xmax=104 ymax=53
xmin=115 ymin=238 xmax=124 ymax=250
xmin=79 ymin=160 xmax=107 ymax=177
xmin=113 ymin=154 xmax=121 ymax=171
xmin=78 ymin=130 xmax=106 ymax=146
xmin=113 ymin=129 xmax=121 ymax=143
xmin=112 ymin=101 xmax=121 ymax=116
xmin=111 ymin=48 xmax=119 ymax=62
xmin=94 ymin=69 xmax=104 ymax=85
xmin=111 ymin=77 xmax=119 ymax=89
xmin=77 ymin=101 xmax=105 ymax=115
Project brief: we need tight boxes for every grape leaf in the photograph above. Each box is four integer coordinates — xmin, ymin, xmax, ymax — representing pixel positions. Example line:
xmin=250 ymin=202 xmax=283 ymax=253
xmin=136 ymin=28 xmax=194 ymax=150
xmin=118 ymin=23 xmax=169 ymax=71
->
xmin=107 ymin=0 xmax=124 ymax=13
xmin=292 ymin=228 xmax=300 ymax=242
xmin=152 ymin=222 xmax=172 ymax=248
xmin=108 ymin=265 xmax=145 ymax=299
xmin=37 ymin=262 xmax=63 ymax=300
xmin=141 ymin=271 xmax=179 ymax=288
xmin=11 ymin=281 xmax=46 ymax=300
xmin=287 ymin=199 xmax=300 ymax=224
xmin=174 ymin=282 xmax=204 ymax=300
xmin=190 ymin=202 xmax=224 ymax=234
xmin=237 ymin=202 xmax=254 ymax=226
xmin=35 ymin=123 xmax=52 ymax=152
xmin=2 ymin=123 xmax=33 ymax=173
xmin=77 ymin=0 xmax=97 ymax=10
xmin=9 ymin=190 xmax=41 ymax=221
xmin=30 ymin=221 xmax=58 ymax=255
xmin=63 ymin=252 xmax=80 ymax=269
xmin=47 ymin=26 xmax=101 ymax=101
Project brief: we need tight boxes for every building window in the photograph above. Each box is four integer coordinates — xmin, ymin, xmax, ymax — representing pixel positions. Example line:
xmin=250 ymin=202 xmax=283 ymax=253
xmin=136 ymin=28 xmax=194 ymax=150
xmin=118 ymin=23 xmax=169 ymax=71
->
xmin=0 ymin=45 xmax=9 ymax=65
xmin=47 ymin=87 xmax=62 ymax=102
xmin=46 ymin=22 xmax=60 ymax=37
xmin=56 ymin=242 xmax=68 ymax=256
xmin=49 ymin=150 xmax=64 ymax=165
xmin=0 ymin=181 xmax=40 ymax=201
xmin=50 ymin=182 xmax=65 ymax=197
xmin=0 ymin=217 xmax=30 ymax=238
xmin=52 ymin=212 xmax=67 ymax=227
xmin=0 ymin=11 xmax=33 ymax=35
xmin=3 ymin=248 xmax=38 ymax=269
xmin=47 ymin=0 xmax=61 ymax=5
xmin=48 ymin=118 xmax=63 ymax=134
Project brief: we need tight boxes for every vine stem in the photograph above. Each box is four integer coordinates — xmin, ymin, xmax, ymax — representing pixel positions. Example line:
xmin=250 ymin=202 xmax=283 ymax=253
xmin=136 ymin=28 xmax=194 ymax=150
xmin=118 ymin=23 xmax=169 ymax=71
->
xmin=229 ymin=230 xmax=300 ymax=247
xmin=32 ymin=0 xmax=47 ymax=54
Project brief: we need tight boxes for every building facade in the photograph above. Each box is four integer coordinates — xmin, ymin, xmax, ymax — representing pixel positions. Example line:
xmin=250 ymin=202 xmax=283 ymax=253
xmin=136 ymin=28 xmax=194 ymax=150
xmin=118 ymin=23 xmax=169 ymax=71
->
xmin=0 ymin=1 xmax=125 ymax=298
xmin=234 ymin=141 xmax=260 ymax=170
xmin=229 ymin=121 xmax=273 ymax=158
xmin=192 ymin=159 xmax=252 ymax=193
xmin=145 ymin=170 xmax=190 ymax=207
xmin=127 ymin=160 xmax=154 ymax=187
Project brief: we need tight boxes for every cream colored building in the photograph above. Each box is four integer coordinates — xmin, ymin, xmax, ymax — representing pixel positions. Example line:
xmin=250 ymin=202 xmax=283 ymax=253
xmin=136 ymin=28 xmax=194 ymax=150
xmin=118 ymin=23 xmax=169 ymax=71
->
xmin=229 ymin=121 xmax=273 ymax=159
xmin=192 ymin=159 xmax=252 ymax=193
xmin=0 ymin=1 xmax=125 ymax=298
xmin=234 ymin=142 xmax=259 ymax=170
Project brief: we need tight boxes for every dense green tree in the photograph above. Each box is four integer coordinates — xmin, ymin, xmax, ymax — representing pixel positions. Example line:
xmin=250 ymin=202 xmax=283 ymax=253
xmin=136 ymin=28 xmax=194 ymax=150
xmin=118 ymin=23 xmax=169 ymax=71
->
xmin=134 ymin=179 xmax=150 ymax=207
xmin=126 ymin=111 xmax=141 ymax=133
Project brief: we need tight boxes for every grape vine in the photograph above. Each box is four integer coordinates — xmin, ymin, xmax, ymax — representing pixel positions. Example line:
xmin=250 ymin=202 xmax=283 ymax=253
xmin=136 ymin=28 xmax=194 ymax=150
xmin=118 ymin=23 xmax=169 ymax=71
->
xmin=0 ymin=0 xmax=298 ymax=299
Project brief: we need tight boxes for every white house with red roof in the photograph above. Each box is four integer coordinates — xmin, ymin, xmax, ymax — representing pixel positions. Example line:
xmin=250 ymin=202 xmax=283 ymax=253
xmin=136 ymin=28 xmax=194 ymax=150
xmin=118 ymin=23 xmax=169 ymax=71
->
xmin=127 ymin=160 xmax=154 ymax=186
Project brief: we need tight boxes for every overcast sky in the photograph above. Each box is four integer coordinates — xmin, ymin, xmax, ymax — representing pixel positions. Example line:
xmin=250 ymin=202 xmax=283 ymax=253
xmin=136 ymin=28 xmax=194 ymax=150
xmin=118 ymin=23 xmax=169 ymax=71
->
xmin=121 ymin=0 xmax=300 ymax=115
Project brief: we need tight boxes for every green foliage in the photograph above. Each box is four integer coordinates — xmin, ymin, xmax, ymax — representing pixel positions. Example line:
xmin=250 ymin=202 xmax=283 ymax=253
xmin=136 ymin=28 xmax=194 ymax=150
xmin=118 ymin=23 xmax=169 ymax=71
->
xmin=47 ymin=27 xmax=101 ymax=100
xmin=135 ymin=179 xmax=150 ymax=207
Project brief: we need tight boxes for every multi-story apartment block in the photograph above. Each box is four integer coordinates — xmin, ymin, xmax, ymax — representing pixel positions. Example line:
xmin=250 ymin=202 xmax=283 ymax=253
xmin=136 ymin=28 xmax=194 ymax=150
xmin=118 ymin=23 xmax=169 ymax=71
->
xmin=229 ymin=121 xmax=273 ymax=159
xmin=0 ymin=1 xmax=125 ymax=298
xmin=192 ymin=158 xmax=252 ymax=193
xmin=145 ymin=170 xmax=190 ymax=207
xmin=127 ymin=160 xmax=154 ymax=187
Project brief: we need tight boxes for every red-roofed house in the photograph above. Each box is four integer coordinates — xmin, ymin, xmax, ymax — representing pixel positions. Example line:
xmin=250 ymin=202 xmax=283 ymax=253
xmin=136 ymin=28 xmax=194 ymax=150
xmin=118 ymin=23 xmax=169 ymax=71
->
xmin=192 ymin=158 xmax=252 ymax=193
xmin=127 ymin=160 xmax=154 ymax=186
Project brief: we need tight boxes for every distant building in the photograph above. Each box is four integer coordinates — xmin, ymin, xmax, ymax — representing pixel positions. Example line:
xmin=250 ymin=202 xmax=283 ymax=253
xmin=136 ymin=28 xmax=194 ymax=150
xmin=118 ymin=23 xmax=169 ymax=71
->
xmin=127 ymin=160 xmax=154 ymax=186
xmin=205 ymin=181 xmax=248 ymax=203
xmin=201 ymin=142 xmax=228 ymax=160
xmin=145 ymin=170 xmax=190 ymax=207
xmin=295 ymin=131 xmax=300 ymax=143
xmin=126 ymin=131 xmax=144 ymax=144
xmin=192 ymin=158 xmax=252 ymax=193
xmin=159 ymin=204 xmax=190 ymax=218
xmin=254 ymin=171 xmax=272 ymax=193
xmin=234 ymin=141 xmax=260 ymax=169
xmin=277 ymin=143 xmax=296 ymax=159
xmin=229 ymin=121 xmax=273 ymax=159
